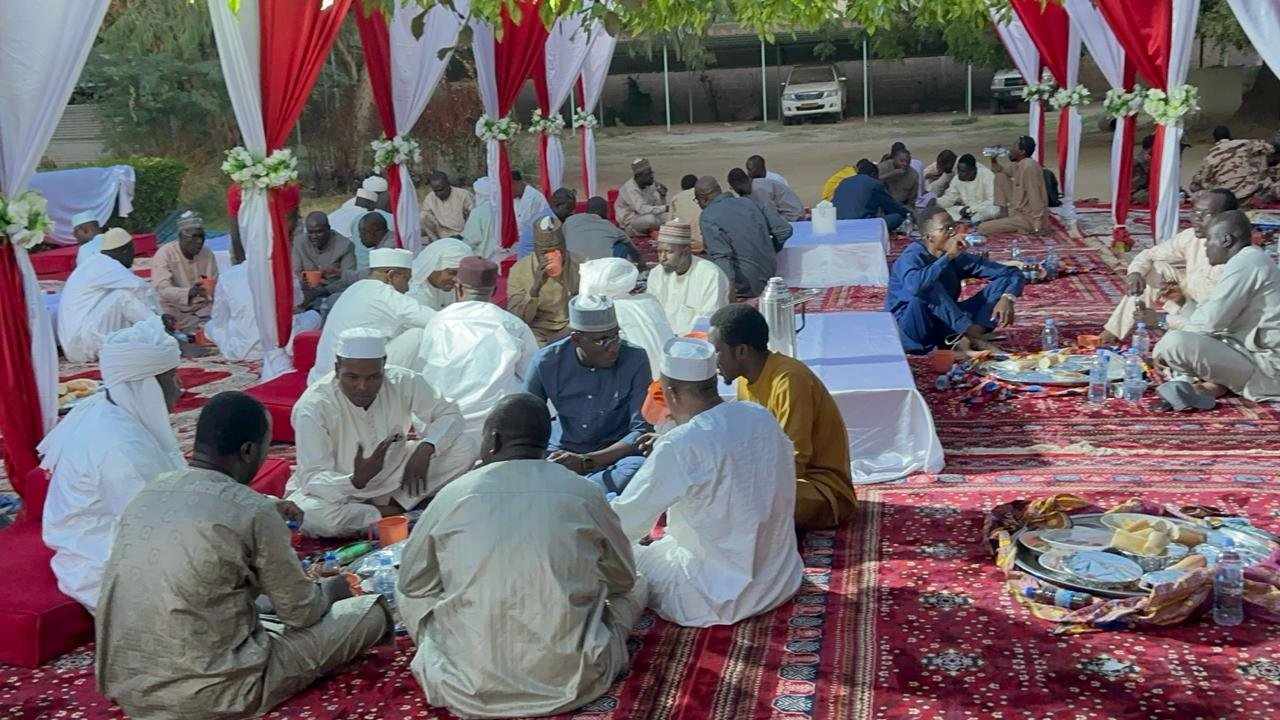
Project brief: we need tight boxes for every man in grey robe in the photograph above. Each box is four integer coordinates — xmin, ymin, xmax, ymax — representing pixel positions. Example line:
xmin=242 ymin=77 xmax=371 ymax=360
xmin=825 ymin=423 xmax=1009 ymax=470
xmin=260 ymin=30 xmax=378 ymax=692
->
xmin=696 ymin=175 xmax=792 ymax=300
xmin=292 ymin=211 xmax=357 ymax=314
xmin=96 ymin=391 xmax=389 ymax=720
xmin=1155 ymin=210 xmax=1280 ymax=408
xmin=398 ymin=393 xmax=647 ymax=719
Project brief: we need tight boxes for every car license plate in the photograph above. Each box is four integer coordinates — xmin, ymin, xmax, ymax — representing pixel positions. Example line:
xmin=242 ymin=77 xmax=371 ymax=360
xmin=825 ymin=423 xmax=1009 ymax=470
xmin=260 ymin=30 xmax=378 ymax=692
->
xmin=798 ymin=103 xmax=821 ymax=111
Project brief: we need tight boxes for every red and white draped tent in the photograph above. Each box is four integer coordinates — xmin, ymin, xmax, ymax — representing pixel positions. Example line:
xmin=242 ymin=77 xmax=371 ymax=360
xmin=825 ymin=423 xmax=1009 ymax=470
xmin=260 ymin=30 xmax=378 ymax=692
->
xmin=353 ymin=0 xmax=465 ymax=253
xmin=532 ymin=12 xmax=593 ymax=198
xmin=576 ymin=23 xmax=618 ymax=198
xmin=470 ymin=0 xmax=551 ymax=252
xmin=989 ymin=10 xmax=1046 ymax=164
xmin=0 ymin=1 xmax=109 ymax=483
xmin=1008 ymin=0 xmax=1083 ymax=214
xmin=208 ymin=0 xmax=354 ymax=379
xmin=1064 ymin=0 xmax=1138 ymax=245
xmin=1096 ymin=0 xmax=1200 ymax=243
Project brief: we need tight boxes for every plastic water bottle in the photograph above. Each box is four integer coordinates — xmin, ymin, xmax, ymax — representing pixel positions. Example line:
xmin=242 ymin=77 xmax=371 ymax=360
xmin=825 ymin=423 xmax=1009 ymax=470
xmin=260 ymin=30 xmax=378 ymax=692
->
xmin=1010 ymin=237 xmax=1022 ymax=263
xmin=322 ymin=550 xmax=338 ymax=575
xmin=286 ymin=519 xmax=302 ymax=549
xmin=1043 ymin=245 xmax=1060 ymax=280
xmin=1087 ymin=350 xmax=1109 ymax=404
xmin=935 ymin=374 xmax=951 ymax=391
xmin=1212 ymin=545 xmax=1244 ymax=626
xmin=1023 ymin=586 xmax=1093 ymax=609
xmin=1131 ymin=321 xmax=1150 ymax=358
xmin=1041 ymin=318 xmax=1060 ymax=351
xmin=373 ymin=554 xmax=398 ymax=611
xmin=1122 ymin=350 xmax=1145 ymax=402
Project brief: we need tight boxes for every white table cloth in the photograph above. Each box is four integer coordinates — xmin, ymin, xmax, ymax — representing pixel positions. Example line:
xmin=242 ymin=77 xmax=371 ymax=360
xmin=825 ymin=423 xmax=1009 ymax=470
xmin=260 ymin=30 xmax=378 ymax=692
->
xmin=724 ymin=310 xmax=944 ymax=483
xmin=777 ymin=218 xmax=890 ymax=288
xmin=29 ymin=165 xmax=136 ymax=243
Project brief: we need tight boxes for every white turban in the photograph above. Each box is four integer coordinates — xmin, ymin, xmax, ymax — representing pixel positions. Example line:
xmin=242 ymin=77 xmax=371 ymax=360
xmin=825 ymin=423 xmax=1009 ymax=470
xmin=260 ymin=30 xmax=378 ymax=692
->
xmin=472 ymin=177 xmax=495 ymax=206
xmin=39 ymin=317 xmax=184 ymax=472
xmin=579 ymin=257 xmax=640 ymax=299
xmin=410 ymin=238 xmax=472 ymax=310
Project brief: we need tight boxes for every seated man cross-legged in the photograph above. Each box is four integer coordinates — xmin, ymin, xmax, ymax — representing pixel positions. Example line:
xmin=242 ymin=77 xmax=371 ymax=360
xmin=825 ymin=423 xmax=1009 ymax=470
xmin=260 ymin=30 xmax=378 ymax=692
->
xmin=286 ymin=328 xmax=479 ymax=538
xmin=612 ymin=338 xmax=803 ymax=627
xmin=708 ymin=305 xmax=858 ymax=530
xmin=884 ymin=206 xmax=1025 ymax=355
xmin=398 ymin=393 xmax=647 ymax=720
xmin=1154 ymin=210 xmax=1280 ymax=410
xmin=150 ymin=211 xmax=218 ymax=337
xmin=96 ymin=391 xmax=390 ymax=720
xmin=525 ymin=295 xmax=653 ymax=497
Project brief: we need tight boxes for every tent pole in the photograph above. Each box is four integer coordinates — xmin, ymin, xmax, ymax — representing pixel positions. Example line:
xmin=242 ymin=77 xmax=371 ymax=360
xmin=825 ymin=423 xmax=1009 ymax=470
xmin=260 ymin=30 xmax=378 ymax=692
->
xmin=760 ymin=38 xmax=768 ymax=124
xmin=862 ymin=37 xmax=870 ymax=123
xmin=663 ymin=44 xmax=671 ymax=132
xmin=967 ymin=64 xmax=973 ymax=116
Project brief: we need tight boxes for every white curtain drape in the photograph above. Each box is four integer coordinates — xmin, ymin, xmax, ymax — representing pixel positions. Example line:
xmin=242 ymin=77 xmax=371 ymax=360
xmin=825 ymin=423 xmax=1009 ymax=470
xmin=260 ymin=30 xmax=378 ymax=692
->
xmin=542 ymin=12 xmax=592 ymax=191
xmin=1065 ymin=0 xmax=1129 ymax=230
xmin=1059 ymin=24 xmax=1083 ymax=214
xmin=208 ymin=0 xmax=291 ymax=379
xmin=389 ymin=0 xmax=465 ymax=251
xmin=469 ymin=19 xmax=504 ymax=252
xmin=578 ymin=24 xmax=617 ymax=197
xmin=0 ymin=0 xmax=109 ymax=433
xmin=991 ymin=9 xmax=1043 ymax=164
xmin=1226 ymin=0 xmax=1280 ymax=84
xmin=1155 ymin=0 xmax=1201 ymax=242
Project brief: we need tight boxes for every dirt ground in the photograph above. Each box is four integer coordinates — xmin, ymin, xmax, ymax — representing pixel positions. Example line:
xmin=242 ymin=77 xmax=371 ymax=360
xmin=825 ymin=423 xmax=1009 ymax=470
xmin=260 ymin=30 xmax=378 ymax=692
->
xmin=570 ymin=111 xmax=1219 ymax=208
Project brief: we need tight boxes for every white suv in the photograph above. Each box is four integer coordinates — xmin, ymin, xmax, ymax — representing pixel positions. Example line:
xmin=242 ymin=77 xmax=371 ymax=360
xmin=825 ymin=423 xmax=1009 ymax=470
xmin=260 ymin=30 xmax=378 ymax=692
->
xmin=781 ymin=65 xmax=846 ymax=124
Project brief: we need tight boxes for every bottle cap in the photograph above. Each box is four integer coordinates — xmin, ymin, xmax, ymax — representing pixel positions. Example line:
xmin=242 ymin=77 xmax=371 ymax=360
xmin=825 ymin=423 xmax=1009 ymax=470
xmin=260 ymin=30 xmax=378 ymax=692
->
xmin=1023 ymin=587 xmax=1037 ymax=598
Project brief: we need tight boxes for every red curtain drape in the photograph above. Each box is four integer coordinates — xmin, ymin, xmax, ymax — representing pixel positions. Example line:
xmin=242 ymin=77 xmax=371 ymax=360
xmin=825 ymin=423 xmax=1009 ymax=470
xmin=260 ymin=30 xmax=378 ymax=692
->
xmin=1097 ymin=0 xmax=1173 ymax=218
xmin=258 ymin=0 xmax=354 ymax=345
xmin=495 ymin=0 xmax=551 ymax=249
xmin=353 ymin=1 xmax=403 ymax=245
xmin=1010 ymin=0 xmax=1073 ymax=184
xmin=532 ymin=54 xmax=553 ymax=198
xmin=0 ymin=243 xmax=42 ymax=484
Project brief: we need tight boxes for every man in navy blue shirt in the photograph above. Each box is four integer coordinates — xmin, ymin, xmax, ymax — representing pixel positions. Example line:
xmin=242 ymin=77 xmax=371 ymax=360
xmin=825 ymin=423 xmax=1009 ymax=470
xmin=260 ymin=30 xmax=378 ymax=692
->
xmin=831 ymin=159 xmax=910 ymax=231
xmin=525 ymin=295 xmax=653 ymax=496
xmin=884 ymin=206 xmax=1025 ymax=354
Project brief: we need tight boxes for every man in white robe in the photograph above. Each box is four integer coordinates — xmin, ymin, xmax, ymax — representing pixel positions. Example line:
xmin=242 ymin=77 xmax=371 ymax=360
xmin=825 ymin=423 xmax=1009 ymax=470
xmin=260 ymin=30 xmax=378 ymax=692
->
xmin=40 ymin=318 xmax=185 ymax=612
xmin=513 ymin=170 xmax=554 ymax=259
xmin=308 ymin=248 xmax=434 ymax=385
xmin=611 ymin=337 xmax=803 ymax=627
xmin=329 ymin=176 xmax=390 ymax=243
xmin=408 ymin=237 xmax=471 ymax=311
xmin=413 ymin=257 xmax=538 ymax=436
xmin=580 ymin=257 xmax=674 ymax=379
xmin=72 ymin=210 xmax=104 ymax=267
xmin=937 ymin=154 xmax=999 ymax=224
xmin=1155 ymin=210 xmax=1280 ymax=408
xmin=204 ymin=236 xmax=322 ymax=361
xmin=287 ymin=328 xmax=478 ymax=537
xmin=462 ymin=177 xmax=497 ymax=260
xmin=58 ymin=228 xmax=162 ymax=363
xmin=397 ymin=393 xmax=646 ymax=719
xmin=646 ymin=220 xmax=731 ymax=335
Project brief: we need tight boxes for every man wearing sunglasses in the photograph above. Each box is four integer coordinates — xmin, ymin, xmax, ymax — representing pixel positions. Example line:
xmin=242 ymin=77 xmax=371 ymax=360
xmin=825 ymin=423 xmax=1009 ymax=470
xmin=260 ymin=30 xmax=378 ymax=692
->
xmin=884 ymin=206 xmax=1025 ymax=354
xmin=525 ymin=295 xmax=653 ymax=496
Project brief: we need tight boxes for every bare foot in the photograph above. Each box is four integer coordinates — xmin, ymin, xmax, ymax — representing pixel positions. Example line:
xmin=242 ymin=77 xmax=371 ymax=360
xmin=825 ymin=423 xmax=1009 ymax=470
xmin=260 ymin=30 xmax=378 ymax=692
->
xmin=1193 ymin=382 xmax=1230 ymax=399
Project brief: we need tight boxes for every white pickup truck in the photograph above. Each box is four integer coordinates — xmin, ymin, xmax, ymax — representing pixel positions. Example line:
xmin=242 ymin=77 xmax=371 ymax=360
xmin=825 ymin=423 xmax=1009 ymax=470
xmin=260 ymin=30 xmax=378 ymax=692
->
xmin=781 ymin=65 xmax=847 ymax=124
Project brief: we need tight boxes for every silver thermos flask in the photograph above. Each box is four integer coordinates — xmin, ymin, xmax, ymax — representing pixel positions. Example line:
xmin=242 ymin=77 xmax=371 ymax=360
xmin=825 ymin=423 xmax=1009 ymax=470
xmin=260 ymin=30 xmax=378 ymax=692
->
xmin=759 ymin=277 xmax=799 ymax=357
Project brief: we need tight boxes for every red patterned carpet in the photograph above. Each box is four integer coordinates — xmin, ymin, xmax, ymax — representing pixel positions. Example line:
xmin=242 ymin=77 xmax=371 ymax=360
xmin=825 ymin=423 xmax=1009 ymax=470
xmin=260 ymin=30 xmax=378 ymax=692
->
xmin=6 ymin=214 xmax=1280 ymax=719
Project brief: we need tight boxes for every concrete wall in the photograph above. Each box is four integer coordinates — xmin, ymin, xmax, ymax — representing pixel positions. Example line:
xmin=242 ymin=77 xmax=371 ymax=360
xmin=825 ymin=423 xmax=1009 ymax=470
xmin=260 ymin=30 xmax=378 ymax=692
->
xmin=44 ymin=105 xmax=108 ymax=165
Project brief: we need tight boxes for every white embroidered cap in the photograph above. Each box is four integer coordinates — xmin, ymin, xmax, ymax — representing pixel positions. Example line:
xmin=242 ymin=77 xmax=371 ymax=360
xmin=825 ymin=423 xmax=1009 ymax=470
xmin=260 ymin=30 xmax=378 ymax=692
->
xmin=660 ymin=337 xmax=717 ymax=382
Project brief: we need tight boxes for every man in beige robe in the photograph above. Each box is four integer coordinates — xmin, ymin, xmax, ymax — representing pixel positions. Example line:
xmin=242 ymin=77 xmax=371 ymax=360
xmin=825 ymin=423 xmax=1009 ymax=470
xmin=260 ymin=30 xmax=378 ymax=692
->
xmin=151 ymin=212 xmax=218 ymax=333
xmin=506 ymin=216 xmax=581 ymax=345
xmin=419 ymin=171 xmax=474 ymax=241
xmin=1101 ymin=189 xmax=1235 ymax=344
xmin=615 ymin=157 xmax=669 ymax=236
xmin=978 ymin=136 xmax=1050 ymax=235
xmin=670 ymin=174 xmax=705 ymax=252
xmin=287 ymin=328 xmax=478 ymax=537
xmin=96 ymin=391 xmax=389 ymax=720
xmin=398 ymin=393 xmax=646 ymax=719
xmin=1155 ymin=211 xmax=1280 ymax=406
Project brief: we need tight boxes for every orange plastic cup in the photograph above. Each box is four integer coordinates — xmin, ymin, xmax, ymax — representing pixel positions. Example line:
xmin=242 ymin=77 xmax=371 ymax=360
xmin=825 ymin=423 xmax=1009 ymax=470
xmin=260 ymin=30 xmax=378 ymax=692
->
xmin=929 ymin=349 xmax=956 ymax=373
xmin=302 ymin=270 xmax=323 ymax=288
xmin=377 ymin=515 xmax=409 ymax=546
xmin=1076 ymin=334 xmax=1101 ymax=350
xmin=199 ymin=275 xmax=217 ymax=297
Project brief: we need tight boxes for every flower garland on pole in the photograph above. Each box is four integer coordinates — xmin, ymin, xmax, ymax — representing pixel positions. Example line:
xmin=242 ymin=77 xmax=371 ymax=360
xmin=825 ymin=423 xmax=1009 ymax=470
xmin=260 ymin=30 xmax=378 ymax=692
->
xmin=572 ymin=107 xmax=599 ymax=129
xmin=0 ymin=190 xmax=54 ymax=250
xmin=1049 ymin=85 xmax=1091 ymax=111
xmin=221 ymin=146 xmax=300 ymax=189
xmin=370 ymin=135 xmax=422 ymax=175
xmin=474 ymin=114 xmax=522 ymax=142
xmin=1019 ymin=70 xmax=1057 ymax=103
xmin=527 ymin=108 xmax=566 ymax=137
xmin=1102 ymin=86 xmax=1146 ymax=120
xmin=1142 ymin=85 xmax=1200 ymax=125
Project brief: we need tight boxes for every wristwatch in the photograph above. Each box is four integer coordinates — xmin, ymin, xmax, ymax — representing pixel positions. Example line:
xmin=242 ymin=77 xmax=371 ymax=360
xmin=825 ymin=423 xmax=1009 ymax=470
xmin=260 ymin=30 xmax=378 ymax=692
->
xmin=580 ymin=455 xmax=597 ymax=473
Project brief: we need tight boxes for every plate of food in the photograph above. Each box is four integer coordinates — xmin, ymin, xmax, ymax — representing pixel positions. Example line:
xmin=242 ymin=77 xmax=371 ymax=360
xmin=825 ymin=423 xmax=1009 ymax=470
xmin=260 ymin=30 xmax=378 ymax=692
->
xmin=1017 ymin=530 xmax=1053 ymax=553
xmin=57 ymin=378 xmax=100 ymax=414
xmin=982 ymin=351 xmax=1126 ymax=387
xmin=1063 ymin=550 xmax=1144 ymax=587
xmin=1038 ymin=526 xmax=1115 ymax=551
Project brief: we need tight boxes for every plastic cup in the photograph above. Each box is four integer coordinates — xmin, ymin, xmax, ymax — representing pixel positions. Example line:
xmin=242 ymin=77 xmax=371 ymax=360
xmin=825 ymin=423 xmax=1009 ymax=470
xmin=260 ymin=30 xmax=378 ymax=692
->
xmin=377 ymin=515 xmax=409 ymax=545
xmin=199 ymin=275 xmax=217 ymax=297
xmin=1077 ymin=334 xmax=1101 ymax=350
xmin=302 ymin=270 xmax=323 ymax=288
xmin=929 ymin=349 xmax=956 ymax=374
